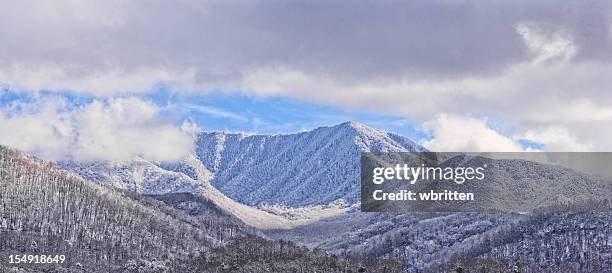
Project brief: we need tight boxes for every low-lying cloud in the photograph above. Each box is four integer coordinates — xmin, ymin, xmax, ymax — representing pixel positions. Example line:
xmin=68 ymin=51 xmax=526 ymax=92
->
xmin=0 ymin=96 xmax=194 ymax=161
xmin=421 ymin=114 xmax=526 ymax=152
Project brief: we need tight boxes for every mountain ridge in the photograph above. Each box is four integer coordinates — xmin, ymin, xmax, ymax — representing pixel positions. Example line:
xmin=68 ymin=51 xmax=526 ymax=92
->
xmin=194 ymin=121 xmax=427 ymax=206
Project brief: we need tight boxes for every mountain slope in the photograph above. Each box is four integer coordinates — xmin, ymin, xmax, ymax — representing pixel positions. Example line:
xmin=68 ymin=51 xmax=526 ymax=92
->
xmin=195 ymin=122 xmax=426 ymax=207
xmin=0 ymin=146 xmax=228 ymax=271
xmin=58 ymin=153 xmax=351 ymax=230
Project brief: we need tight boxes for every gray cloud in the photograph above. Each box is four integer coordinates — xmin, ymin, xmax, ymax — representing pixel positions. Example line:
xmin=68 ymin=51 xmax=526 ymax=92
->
xmin=2 ymin=0 xmax=611 ymax=92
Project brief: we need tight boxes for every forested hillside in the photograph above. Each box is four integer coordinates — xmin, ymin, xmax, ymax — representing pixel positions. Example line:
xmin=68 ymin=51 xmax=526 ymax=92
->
xmin=270 ymin=209 xmax=612 ymax=273
xmin=0 ymin=146 xmax=391 ymax=272
xmin=483 ymin=211 xmax=612 ymax=273
xmin=0 ymin=145 xmax=224 ymax=271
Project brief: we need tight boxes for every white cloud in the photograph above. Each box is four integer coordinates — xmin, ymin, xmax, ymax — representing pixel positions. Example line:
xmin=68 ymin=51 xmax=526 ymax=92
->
xmin=0 ymin=97 xmax=74 ymax=160
xmin=516 ymin=22 xmax=577 ymax=64
xmin=0 ymin=97 xmax=193 ymax=161
xmin=526 ymin=98 xmax=612 ymax=123
xmin=517 ymin=126 xmax=593 ymax=152
xmin=189 ymin=105 xmax=248 ymax=122
xmin=421 ymin=114 xmax=525 ymax=152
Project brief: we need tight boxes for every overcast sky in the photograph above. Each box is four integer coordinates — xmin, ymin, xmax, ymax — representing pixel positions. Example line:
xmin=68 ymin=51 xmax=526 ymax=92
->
xmin=1 ymin=0 xmax=612 ymax=160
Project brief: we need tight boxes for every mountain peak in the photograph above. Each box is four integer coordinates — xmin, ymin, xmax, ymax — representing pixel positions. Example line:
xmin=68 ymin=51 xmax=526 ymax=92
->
xmin=333 ymin=121 xmax=375 ymax=132
xmin=323 ymin=121 xmax=385 ymax=137
xmin=336 ymin=121 xmax=366 ymax=128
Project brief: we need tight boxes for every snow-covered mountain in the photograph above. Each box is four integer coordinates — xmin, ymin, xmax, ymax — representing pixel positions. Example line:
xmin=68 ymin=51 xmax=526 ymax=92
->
xmin=57 ymin=156 xmax=205 ymax=195
xmin=194 ymin=121 xmax=426 ymax=207
xmin=57 ymin=153 xmax=349 ymax=230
